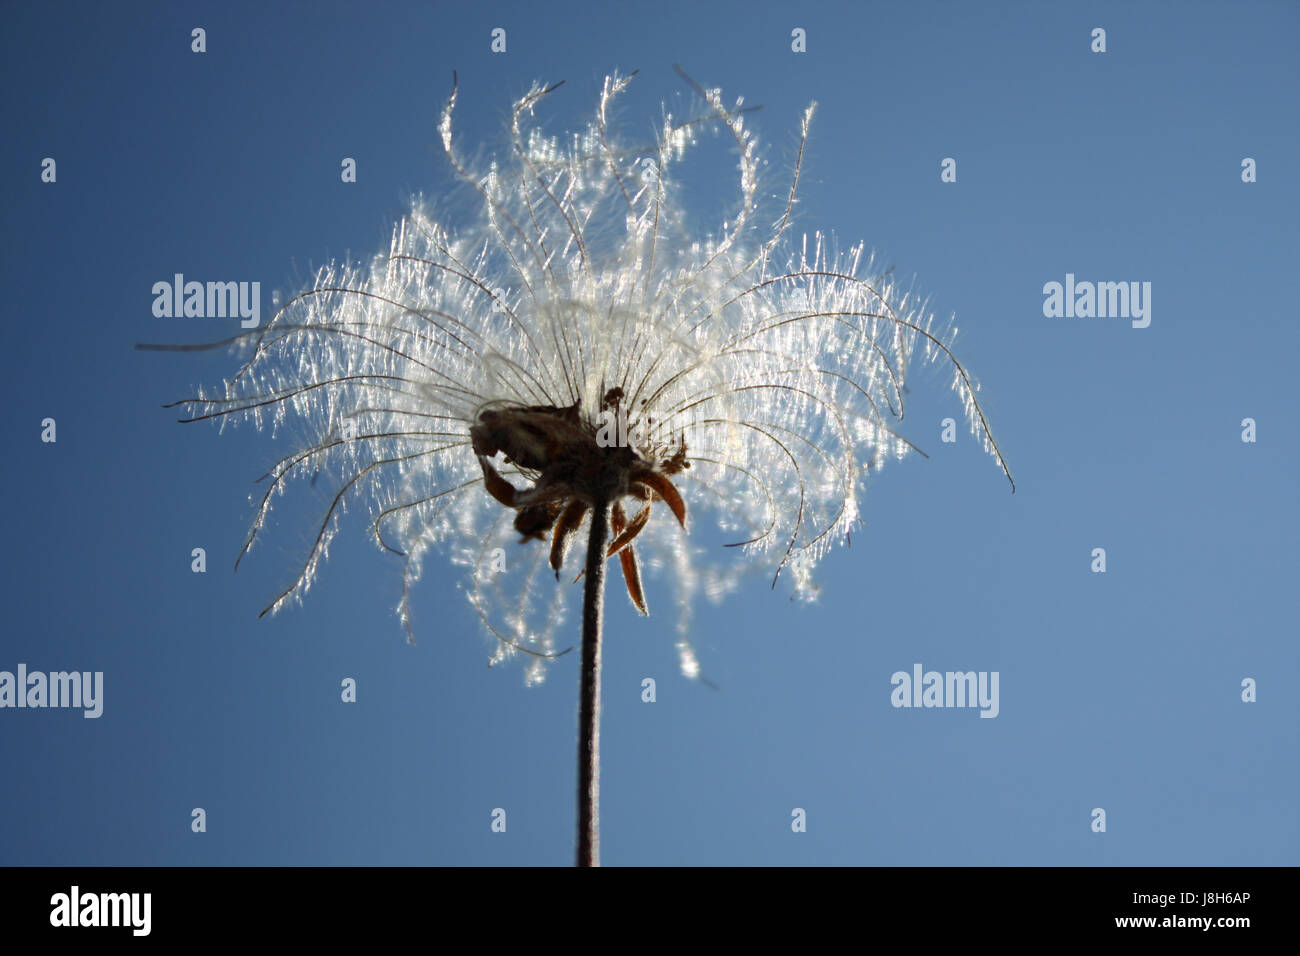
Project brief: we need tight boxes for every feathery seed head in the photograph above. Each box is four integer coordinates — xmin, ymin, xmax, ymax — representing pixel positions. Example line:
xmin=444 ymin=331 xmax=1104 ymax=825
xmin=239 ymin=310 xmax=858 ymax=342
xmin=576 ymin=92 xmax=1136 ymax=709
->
xmin=167 ymin=68 xmax=1012 ymax=685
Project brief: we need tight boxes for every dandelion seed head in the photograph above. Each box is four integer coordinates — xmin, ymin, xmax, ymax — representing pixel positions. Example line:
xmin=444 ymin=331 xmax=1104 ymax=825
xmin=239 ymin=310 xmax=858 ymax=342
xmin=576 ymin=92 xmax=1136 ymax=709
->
xmin=171 ymin=70 xmax=1011 ymax=683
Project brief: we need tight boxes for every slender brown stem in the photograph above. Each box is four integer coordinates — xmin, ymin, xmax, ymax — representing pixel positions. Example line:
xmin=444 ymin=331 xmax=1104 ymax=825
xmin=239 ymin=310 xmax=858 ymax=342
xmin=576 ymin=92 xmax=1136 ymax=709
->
xmin=577 ymin=498 xmax=611 ymax=867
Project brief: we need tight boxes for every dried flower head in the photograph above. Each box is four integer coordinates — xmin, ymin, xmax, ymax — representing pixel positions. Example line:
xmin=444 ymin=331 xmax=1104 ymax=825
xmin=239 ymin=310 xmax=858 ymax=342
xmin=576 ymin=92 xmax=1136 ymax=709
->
xmin=155 ymin=68 xmax=1012 ymax=685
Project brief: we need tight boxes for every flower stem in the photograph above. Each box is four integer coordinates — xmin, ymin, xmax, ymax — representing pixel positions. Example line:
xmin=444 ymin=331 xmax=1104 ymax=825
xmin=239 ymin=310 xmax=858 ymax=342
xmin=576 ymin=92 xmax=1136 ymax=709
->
xmin=578 ymin=498 xmax=611 ymax=867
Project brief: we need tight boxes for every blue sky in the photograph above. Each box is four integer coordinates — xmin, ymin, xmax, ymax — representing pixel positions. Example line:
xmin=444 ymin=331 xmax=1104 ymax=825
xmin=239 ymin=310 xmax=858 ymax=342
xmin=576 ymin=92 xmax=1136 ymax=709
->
xmin=1 ymin=0 xmax=1296 ymax=865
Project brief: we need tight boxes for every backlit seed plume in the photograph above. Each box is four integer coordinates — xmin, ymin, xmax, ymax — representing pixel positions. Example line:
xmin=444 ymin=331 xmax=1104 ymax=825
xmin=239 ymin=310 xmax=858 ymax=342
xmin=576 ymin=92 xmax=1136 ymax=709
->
xmin=164 ymin=68 xmax=1012 ymax=685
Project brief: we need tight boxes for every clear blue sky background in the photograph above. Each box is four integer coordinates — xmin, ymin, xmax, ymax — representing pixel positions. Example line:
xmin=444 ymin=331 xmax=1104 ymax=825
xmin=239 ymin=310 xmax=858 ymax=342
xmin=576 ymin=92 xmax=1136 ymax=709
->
xmin=1 ymin=0 xmax=1295 ymax=866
